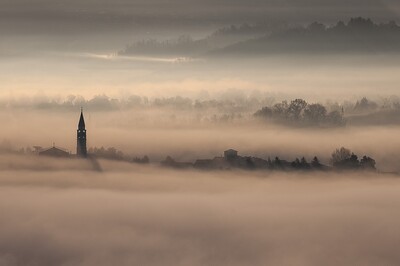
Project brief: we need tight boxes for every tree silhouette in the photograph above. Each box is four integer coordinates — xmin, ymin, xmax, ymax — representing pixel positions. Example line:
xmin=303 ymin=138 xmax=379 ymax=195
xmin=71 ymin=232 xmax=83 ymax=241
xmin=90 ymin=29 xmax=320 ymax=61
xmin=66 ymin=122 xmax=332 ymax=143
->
xmin=311 ymin=156 xmax=322 ymax=168
xmin=288 ymin=99 xmax=307 ymax=120
xmin=327 ymin=110 xmax=345 ymax=126
xmin=272 ymin=101 xmax=289 ymax=118
xmin=331 ymin=148 xmax=362 ymax=169
xmin=360 ymin=156 xmax=376 ymax=170
xmin=291 ymin=158 xmax=301 ymax=168
xmin=331 ymin=147 xmax=351 ymax=165
xmin=304 ymin=103 xmax=327 ymax=125
xmin=300 ymin=157 xmax=310 ymax=169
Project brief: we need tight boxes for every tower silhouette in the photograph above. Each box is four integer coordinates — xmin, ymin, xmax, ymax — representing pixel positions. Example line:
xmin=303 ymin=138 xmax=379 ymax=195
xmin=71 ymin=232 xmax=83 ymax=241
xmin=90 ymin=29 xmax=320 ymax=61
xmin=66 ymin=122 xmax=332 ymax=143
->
xmin=77 ymin=108 xmax=87 ymax=157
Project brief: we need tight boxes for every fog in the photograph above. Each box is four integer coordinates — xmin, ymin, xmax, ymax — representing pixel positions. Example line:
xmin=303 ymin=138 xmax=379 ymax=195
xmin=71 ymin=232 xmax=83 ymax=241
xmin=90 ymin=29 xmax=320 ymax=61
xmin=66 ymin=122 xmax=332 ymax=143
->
xmin=0 ymin=157 xmax=399 ymax=266
xmin=2 ymin=105 xmax=400 ymax=172
xmin=2 ymin=1 xmax=400 ymax=264
xmin=1 ymin=53 xmax=400 ymax=100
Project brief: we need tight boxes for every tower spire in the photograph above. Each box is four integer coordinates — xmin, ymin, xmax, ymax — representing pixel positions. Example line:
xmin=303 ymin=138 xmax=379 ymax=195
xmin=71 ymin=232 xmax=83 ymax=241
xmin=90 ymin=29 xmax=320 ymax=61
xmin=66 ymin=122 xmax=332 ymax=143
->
xmin=77 ymin=108 xmax=87 ymax=157
xmin=78 ymin=108 xmax=86 ymax=130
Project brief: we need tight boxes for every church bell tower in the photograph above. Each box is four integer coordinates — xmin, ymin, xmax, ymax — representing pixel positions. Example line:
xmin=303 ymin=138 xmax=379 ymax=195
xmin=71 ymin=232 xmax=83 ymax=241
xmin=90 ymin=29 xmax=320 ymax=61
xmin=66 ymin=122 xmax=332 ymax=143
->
xmin=77 ymin=108 xmax=87 ymax=157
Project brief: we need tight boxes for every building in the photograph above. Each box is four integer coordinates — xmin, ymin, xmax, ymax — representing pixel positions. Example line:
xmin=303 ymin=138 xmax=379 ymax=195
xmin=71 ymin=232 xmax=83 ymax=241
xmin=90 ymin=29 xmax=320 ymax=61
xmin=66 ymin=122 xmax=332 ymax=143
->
xmin=39 ymin=146 xmax=70 ymax=158
xmin=77 ymin=108 xmax=87 ymax=157
xmin=224 ymin=149 xmax=238 ymax=160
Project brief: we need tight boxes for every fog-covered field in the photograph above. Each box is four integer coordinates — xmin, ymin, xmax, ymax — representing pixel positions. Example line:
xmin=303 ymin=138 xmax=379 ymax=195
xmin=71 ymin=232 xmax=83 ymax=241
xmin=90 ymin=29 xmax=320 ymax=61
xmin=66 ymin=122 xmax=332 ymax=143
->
xmin=0 ymin=157 xmax=399 ymax=266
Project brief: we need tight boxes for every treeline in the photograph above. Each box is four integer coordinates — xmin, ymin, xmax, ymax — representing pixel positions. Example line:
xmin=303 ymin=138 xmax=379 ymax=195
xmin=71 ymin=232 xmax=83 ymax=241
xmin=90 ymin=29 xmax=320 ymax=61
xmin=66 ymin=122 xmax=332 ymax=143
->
xmin=349 ymin=96 xmax=400 ymax=114
xmin=4 ymin=94 xmax=400 ymax=126
xmin=120 ymin=17 xmax=400 ymax=57
xmin=331 ymin=147 xmax=376 ymax=170
xmin=0 ymin=93 xmax=269 ymax=112
xmin=277 ymin=147 xmax=376 ymax=171
xmin=218 ymin=17 xmax=400 ymax=55
xmin=254 ymin=99 xmax=345 ymax=127
xmin=88 ymin=147 xmax=149 ymax=164
xmin=0 ymin=140 xmax=379 ymax=172
xmin=343 ymin=96 xmax=400 ymax=126
xmin=119 ymin=23 xmax=277 ymax=57
xmin=161 ymin=146 xmax=377 ymax=172
xmin=0 ymin=142 xmax=151 ymax=165
xmin=3 ymin=93 xmax=400 ymax=114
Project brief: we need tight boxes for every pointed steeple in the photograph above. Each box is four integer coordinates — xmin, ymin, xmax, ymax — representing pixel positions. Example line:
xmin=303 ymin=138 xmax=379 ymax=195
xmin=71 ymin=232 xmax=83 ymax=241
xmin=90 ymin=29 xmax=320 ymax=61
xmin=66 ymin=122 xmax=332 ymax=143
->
xmin=78 ymin=107 xmax=86 ymax=129
xmin=77 ymin=108 xmax=87 ymax=157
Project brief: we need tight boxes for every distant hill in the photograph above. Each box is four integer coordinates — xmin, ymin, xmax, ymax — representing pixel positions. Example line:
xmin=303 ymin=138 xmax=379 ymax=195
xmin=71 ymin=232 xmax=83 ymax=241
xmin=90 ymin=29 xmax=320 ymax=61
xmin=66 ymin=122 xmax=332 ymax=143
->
xmin=213 ymin=17 xmax=400 ymax=56
xmin=119 ymin=18 xmax=400 ymax=58
xmin=118 ymin=23 xmax=278 ymax=57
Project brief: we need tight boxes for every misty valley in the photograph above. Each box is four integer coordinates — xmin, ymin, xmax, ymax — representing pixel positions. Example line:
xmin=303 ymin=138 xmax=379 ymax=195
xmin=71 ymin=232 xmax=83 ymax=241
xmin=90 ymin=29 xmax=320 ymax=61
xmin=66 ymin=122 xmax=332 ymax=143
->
xmin=1 ymin=95 xmax=399 ymax=174
xmin=2 ymin=2 xmax=400 ymax=265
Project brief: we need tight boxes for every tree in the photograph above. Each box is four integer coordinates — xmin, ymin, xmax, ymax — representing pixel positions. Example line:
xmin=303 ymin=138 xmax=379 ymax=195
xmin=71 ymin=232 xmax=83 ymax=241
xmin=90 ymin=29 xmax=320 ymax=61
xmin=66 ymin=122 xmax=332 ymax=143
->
xmin=274 ymin=157 xmax=283 ymax=169
xmin=254 ymin=99 xmax=344 ymax=127
xmin=311 ymin=156 xmax=322 ymax=168
xmin=354 ymin=97 xmax=378 ymax=112
xmin=272 ymin=101 xmax=289 ymax=118
xmin=327 ymin=110 xmax=345 ymax=126
xmin=291 ymin=158 xmax=301 ymax=168
xmin=245 ymin=157 xmax=255 ymax=169
xmin=360 ymin=156 xmax=376 ymax=170
xmin=308 ymin=22 xmax=326 ymax=32
xmin=303 ymin=103 xmax=327 ymax=125
xmin=347 ymin=153 xmax=360 ymax=168
xmin=300 ymin=157 xmax=310 ymax=169
xmin=287 ymin=99 xmax=308 ymax=120
xmin=331 ymin=147 xmax=352 ymax=165
xmin=133 ymin=155 xmax=150 ymax=164
xmin=161 ymin=156 xmax=175 ymax=166
xmin=254 ymin=106 xmax=272 ymax=118
xmin=348 ymin=17 xmax=374 ymax=31
xmin=331 ymin=148 xmax=360 ymax=169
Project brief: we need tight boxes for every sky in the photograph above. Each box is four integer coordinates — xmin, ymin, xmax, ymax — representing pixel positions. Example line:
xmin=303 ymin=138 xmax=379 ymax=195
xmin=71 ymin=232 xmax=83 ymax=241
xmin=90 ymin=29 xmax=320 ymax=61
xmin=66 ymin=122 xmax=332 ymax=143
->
xmin=1 ymin=0 xmax=399 ymax=98
xmin=1 ymin=0 xmax=400 ymax=52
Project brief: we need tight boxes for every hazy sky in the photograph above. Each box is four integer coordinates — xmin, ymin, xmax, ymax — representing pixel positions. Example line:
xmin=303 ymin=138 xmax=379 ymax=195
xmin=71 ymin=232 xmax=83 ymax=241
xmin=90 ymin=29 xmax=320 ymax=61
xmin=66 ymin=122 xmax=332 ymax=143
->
xmin=1 ymin=0 xmax=399 ymax=55
xmin=1 ymin=0 xmax=399 ymax=41
xmin=1 ymin=0 xmax=400 ymax=108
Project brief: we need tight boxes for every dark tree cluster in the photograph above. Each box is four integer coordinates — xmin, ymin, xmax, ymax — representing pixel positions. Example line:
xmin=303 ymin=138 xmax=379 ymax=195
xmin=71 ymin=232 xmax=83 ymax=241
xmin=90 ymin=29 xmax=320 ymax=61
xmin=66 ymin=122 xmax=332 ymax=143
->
xmin=88 ymin=146 xmax=149 ymax=164
xmin=132 ymin=156 xmax=150 ymax=164
xmin=88 ymin=147 xmax=125 ymax=161
xmin=161 ymin=156 xmax=192 ymax=169
xmin=353 ymin=97 xmax=378 ymax=113
xmin=254 ymin=99 xmax=345 ymax=127
xmin=221 ymin=17 xmax=400 ymax=55
xmin=331 ymin=147 xmax=376 ymax=170
xmin=291 ymin=157 xmax=312 ymax=170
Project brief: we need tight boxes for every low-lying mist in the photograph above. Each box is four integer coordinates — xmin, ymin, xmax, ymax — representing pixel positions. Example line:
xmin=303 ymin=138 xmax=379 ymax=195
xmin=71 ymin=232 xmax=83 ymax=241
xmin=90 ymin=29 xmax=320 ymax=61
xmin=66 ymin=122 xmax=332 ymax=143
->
xmin=1 ymin=105 xmax=400 ymax=172
xmin=0 ymin=158 xmax=399 ymax=266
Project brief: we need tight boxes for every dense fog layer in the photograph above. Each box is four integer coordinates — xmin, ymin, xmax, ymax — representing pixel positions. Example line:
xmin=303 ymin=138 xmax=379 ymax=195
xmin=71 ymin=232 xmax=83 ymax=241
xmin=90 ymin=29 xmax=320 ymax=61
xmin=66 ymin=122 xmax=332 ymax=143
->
xmin=0 ymin=158 xmax=399 ymax=266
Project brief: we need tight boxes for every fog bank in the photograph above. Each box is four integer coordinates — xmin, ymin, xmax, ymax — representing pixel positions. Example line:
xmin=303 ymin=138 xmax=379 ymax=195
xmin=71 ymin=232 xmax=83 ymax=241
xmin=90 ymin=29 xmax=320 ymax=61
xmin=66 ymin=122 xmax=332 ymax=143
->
xmin=0 ymin=164 xmax=399 ymax=266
